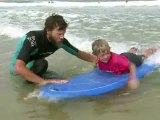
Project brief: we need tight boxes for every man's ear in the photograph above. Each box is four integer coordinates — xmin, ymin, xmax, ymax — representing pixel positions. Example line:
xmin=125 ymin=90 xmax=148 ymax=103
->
xmin=46 ymin=29 xmax=52 ymax=36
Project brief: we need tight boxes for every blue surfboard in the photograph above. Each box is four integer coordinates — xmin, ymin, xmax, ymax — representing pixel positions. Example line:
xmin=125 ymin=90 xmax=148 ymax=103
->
xmin=39 ymin=63 xmax=158 ymax=100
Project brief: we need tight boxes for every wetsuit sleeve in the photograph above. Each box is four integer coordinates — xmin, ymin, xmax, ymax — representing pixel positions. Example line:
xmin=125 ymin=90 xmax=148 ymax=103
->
xmin=61 ymin=38 xmax=79 ymax=56
xmin=17 ymin=33 xmax=37 ymax=64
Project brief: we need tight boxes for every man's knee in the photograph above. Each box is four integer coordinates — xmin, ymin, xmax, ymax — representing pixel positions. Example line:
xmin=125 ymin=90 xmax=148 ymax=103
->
xmin=31 ymin=59 xmax=48 ymax=76
xmin=38 ymin=59 xmax=48 ymax=71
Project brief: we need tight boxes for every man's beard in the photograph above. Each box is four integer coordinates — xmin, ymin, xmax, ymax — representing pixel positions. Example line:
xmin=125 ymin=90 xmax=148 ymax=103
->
xmin=48 ymin=35 xmax=59 ymax=47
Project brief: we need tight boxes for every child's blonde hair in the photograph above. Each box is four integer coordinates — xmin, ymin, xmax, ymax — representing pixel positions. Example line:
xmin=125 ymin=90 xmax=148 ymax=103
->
xmin=92 ymin=39 xmax=110 ymax=55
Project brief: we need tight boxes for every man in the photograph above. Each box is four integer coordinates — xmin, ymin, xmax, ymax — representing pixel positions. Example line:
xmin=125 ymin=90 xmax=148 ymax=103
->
xmin=10 ymin=14 xmax=97 ymax=85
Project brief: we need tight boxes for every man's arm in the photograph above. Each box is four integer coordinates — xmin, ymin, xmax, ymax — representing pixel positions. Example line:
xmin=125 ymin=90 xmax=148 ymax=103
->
xmin=61 ymin=39 xmax=97 ymax=63
xmin=77 ymin=50 xmax=97 ymax=63
xmin=15 ymin=60 xmax=46 ymax=84
xmin=15 ymin=60 xmax=67 ymax=84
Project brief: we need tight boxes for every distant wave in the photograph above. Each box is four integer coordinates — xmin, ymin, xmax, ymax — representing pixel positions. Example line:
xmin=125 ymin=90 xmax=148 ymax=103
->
xmin=0 ymin=1 xmax=160 ymax=7
xmin=0 ymin=23 xmax=131 ymax=53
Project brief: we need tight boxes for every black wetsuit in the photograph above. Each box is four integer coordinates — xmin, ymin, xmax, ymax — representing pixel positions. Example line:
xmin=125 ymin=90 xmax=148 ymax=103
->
xmin=120 ymin=52 xmax=145 ymax=66
xmin=10 ymin=30 xmax=79 ymax=76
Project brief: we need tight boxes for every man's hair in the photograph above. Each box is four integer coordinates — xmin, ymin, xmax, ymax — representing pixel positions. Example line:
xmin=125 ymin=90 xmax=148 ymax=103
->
xmin=92 ymin=39 xmax=110 ymax=55
xmin=44 ymin=14 xmax=68 ymax=32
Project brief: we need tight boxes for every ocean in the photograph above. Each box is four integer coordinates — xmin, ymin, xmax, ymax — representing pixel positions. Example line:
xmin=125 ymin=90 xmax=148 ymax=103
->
xmin=0 ymin=0 xmax=160 ymax=120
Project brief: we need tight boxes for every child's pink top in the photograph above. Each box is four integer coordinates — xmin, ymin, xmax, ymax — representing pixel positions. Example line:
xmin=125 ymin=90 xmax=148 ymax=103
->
xmin=97 ymin=52 xmax=130 ymax=75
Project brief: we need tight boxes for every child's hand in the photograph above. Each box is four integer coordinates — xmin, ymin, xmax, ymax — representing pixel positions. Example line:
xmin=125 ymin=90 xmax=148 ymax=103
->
xmin=127 ymin=79 xmax=140 ymax=90
xmin=128 ymin=63 xmax=139 ymax=90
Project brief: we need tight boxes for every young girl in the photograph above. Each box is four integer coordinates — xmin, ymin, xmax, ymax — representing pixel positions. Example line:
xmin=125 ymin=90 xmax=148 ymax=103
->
xmin=92 ymin=39 xmax=157 ymax=89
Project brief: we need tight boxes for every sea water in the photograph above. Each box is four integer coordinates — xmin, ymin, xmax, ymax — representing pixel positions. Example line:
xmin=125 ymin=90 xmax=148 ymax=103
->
xmin=0 ymin=0 xmax=160 ymax=120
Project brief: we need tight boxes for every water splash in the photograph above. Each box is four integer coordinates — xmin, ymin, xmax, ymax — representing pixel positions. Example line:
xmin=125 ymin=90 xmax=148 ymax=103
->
xmin=24 ymin=89 xmax=41 ymax=101
xmin=24 ymin=89 xmax=61 ymax=103
xmin=144 ymin=51 xmax=160 ymax=66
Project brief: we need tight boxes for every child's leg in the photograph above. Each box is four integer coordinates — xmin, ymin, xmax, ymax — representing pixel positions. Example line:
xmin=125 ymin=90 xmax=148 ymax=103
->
xmin=121 ymin=53 xmax=143 ymax=66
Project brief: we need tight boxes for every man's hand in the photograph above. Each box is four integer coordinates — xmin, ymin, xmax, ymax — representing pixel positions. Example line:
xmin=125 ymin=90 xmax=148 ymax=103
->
xmin=45 ymin=79 xmax=68 ymax=84
xmin=77 ymin=50 xmax=98 ymax=63
xmin=39 ymin=79 xmax=68 ymax=86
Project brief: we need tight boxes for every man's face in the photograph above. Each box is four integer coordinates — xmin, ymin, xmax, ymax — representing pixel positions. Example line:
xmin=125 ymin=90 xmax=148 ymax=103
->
xmin=47 ymin=27 xmax=66 ymax=44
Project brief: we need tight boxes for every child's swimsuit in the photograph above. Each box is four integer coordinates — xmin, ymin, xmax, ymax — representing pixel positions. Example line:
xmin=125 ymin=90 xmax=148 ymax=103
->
xmin=97 ymin=52 xmax=144 ymax=75
xmin=97 ymin=52 xmax=130 ymax=75
xmin=120 ymin=52 xmax=144 ymax=66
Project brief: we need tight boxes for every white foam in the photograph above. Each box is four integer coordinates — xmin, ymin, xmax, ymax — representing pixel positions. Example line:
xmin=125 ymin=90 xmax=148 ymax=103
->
xmin=66 ymin=36 xmax=92 ymax=52
xmin=144 ymin=51 xmax=160 ymax=65
xmin=24 ymin=89 xmax=40 ymax=101
xmin=1 ymin=1 xmax=160 ymax=7
xmin=0 ymin=23 xmax=143 ymax=54
xmin=65 ymin=34 xmax=133 ymax=53
xmin=24 ymin=89 xmax=61 ymax=102
xmin=0 ymin=24 xmax=26 ymax=38
xmin=0 ymin=23 xmax=41 ymax=38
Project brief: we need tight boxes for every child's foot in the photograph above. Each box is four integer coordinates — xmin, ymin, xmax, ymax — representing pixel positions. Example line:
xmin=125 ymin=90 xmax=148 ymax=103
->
xmin=142 ymin=45 xmax=159 ymax=58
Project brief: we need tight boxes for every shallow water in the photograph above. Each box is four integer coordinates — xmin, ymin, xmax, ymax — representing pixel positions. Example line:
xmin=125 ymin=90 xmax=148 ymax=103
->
xmin=0 ymin=1 xmax=160 ymax=120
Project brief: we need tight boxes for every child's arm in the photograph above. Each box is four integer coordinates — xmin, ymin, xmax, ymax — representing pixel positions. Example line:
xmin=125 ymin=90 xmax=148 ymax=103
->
xmin=128 ymin=63 xmax=140 ymax=89
xmin=129 ymin=63 xmax=137 ymax=81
